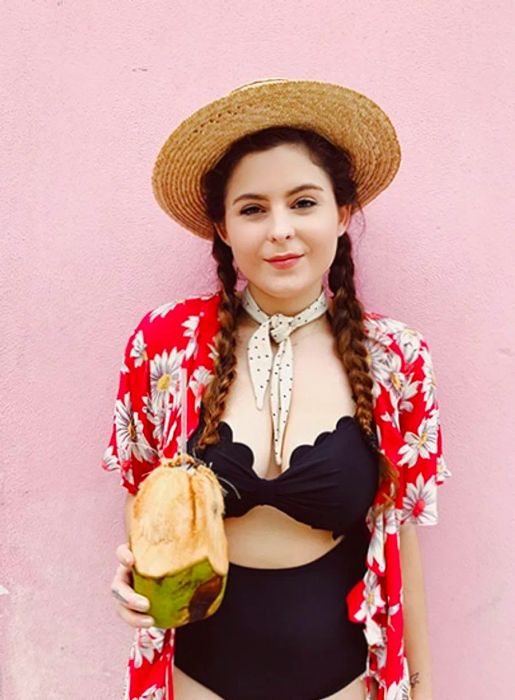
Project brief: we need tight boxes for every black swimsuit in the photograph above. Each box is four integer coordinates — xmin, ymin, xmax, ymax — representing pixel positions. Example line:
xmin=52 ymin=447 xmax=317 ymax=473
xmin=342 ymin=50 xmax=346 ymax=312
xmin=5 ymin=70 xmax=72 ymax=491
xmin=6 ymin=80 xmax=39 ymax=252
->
xmin=174 ymin=409 xmax=379 ymax=700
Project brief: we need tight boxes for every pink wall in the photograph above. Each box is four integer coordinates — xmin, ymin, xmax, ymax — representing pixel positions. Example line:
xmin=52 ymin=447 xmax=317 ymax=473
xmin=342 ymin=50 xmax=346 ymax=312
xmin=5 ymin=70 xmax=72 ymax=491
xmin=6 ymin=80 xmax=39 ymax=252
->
xmin=2 ymin=2 xmax=514 ymax=698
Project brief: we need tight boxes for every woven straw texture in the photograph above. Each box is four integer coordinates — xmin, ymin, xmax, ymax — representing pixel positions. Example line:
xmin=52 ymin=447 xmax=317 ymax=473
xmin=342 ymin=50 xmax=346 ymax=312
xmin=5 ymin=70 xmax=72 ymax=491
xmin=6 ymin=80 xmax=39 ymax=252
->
xmin=151 ymin=78 xmax=401 ymax=239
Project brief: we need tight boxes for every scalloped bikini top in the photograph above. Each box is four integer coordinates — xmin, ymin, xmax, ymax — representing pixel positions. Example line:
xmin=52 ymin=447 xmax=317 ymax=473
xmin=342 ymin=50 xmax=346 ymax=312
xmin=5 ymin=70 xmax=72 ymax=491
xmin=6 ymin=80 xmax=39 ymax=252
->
xmin=187 ymin=407 xmax=380 ymax=540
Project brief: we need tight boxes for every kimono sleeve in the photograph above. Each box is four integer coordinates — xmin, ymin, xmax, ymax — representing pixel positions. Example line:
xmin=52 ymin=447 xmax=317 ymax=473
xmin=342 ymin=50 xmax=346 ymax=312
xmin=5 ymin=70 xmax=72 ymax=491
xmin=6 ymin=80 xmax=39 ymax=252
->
xmin=397 ymin=332 xmax=452 ymax=526
xmin=100 ymin=318 xmax=161 ymax=495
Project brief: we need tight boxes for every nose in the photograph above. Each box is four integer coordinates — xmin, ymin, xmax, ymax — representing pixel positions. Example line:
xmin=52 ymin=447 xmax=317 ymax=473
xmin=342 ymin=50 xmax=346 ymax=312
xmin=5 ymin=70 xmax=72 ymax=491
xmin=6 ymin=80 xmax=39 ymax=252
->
xmin=267 ymin=210 xmax=295 ymax=241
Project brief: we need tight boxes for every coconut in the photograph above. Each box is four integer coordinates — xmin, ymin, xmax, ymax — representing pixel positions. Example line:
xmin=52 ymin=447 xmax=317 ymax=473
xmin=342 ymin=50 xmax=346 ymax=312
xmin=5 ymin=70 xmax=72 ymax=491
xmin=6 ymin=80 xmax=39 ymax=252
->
xmin=129 ymin=453 xmax=229 ymax=629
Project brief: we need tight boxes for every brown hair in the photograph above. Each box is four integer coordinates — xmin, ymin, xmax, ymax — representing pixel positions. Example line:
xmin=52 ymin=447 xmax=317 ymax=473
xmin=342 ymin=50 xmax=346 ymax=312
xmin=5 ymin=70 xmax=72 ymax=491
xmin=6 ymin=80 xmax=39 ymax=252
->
xmin=195 ymin=126 xmax=398 ymax=516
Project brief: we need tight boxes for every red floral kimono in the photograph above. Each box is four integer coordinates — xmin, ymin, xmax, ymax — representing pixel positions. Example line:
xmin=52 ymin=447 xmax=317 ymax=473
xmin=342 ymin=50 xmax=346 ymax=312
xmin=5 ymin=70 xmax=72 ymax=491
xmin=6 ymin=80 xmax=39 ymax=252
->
xmin=100 ymin=290 xmax=451 ymax=700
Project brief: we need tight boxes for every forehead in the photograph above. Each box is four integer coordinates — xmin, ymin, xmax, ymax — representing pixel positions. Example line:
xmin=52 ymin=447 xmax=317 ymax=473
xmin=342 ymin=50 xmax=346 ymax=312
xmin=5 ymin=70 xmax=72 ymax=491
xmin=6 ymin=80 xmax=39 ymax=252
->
xmin=226 ymin=143 xmax=327 ymax=194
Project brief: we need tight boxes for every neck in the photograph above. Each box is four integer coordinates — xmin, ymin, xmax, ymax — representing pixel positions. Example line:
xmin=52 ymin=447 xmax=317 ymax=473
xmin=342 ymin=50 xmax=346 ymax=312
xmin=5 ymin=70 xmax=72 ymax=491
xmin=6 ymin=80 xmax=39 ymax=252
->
xmin=241 ymin=281 xmax=326 ymax=316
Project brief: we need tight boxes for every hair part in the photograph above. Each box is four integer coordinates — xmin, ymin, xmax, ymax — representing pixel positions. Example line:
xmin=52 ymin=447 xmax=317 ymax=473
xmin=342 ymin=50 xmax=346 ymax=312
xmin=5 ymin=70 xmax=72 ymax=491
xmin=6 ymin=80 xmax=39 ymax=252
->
xmin=195 ymin=126 xmax=398 ymax=517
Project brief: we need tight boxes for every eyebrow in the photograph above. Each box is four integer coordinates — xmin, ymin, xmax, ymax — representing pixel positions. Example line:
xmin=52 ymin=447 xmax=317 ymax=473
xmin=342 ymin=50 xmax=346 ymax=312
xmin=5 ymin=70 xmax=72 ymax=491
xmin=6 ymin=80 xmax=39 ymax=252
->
xmin=231 ymin=183 xmax=324 ymax=206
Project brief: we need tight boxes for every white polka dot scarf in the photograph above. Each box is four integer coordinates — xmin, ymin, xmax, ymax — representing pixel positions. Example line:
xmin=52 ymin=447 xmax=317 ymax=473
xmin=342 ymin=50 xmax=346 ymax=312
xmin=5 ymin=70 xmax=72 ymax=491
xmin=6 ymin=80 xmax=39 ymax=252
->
xmin=239 ymin=284 xmax=329 ymax=465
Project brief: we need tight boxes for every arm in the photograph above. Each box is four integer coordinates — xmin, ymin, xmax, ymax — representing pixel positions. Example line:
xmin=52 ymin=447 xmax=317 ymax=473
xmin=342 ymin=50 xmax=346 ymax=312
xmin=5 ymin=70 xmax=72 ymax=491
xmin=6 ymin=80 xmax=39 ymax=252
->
xmin=400 ymin=522 xmax=433 ymax=700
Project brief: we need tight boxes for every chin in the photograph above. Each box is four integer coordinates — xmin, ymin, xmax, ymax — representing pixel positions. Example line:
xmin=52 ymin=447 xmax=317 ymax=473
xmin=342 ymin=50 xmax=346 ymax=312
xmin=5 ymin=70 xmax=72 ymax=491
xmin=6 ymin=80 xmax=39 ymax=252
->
xmin=251 ymin=277 xmax=323 ymax=299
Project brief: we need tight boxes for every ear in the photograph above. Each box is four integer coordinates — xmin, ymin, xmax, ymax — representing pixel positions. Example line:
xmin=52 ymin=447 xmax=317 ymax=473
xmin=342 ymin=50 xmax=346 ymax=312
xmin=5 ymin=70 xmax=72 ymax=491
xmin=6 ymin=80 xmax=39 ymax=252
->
xmin=337 ymin=204 xmax=352 ymax=236
xmin=215 ymin=221 xmax=231 ymax=246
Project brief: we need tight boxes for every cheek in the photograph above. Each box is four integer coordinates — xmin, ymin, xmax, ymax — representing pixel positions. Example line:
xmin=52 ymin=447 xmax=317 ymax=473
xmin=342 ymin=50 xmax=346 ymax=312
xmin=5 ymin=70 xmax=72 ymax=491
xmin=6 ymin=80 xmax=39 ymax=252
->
xmin=228 ymin=241 xmax=262 ymax=277
xmin=229 ymin=232 xmax=261 ymax=260
xmin=308 ymin=232 xmax=339 ymax=264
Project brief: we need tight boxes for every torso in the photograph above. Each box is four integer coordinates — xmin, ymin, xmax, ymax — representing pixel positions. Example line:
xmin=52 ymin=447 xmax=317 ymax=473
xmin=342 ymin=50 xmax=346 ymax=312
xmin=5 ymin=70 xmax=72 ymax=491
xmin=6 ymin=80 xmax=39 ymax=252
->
xmin=174 ymin=304 xmax=378 ymax=700
xmin=221 ymin=309 xmax=356 ymax=569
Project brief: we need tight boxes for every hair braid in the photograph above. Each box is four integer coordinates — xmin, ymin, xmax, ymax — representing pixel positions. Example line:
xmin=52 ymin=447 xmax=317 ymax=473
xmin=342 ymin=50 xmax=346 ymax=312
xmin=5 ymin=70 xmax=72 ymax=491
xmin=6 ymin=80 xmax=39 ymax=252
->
xmin=194 ymin=234 xmax=242 ymax=452
xmin=328 ymin=232 xmax=399 ymax=513
xmin=195 ymin=124 xmax=399 ymax=516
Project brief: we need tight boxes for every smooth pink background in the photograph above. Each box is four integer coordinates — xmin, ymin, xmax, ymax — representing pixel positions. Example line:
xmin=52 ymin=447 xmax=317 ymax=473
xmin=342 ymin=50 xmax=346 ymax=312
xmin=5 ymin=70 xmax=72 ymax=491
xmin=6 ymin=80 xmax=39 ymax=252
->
xmin=2 ymin=2 xmax=514 ymax=698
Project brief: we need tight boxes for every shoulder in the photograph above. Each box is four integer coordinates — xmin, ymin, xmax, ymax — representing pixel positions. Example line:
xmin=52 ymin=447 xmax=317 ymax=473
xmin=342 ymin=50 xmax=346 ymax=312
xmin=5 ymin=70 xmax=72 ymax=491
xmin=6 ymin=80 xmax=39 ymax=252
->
xmin=362 ymin=309 xmax=431 ymax=371
xmin=126 ymin=290 xmax=222 ymax=357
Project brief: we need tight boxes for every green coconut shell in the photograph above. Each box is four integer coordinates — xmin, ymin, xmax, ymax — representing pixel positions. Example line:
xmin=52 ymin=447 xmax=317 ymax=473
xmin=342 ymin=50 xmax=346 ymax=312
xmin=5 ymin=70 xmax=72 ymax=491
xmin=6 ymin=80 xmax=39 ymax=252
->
xmin=129 ymin=453 xmax=229 ymax=629
xmin=132 ymin=558 xmax=228 ymax=628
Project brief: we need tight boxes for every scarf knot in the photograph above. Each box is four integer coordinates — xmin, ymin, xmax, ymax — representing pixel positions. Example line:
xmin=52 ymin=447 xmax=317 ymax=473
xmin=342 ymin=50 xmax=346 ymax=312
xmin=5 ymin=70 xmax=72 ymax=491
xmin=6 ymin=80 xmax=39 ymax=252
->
xmin=239 ymin=285 xmax=329 ymax=465
xmin=269 ymin=315 xmax=295 ymax=344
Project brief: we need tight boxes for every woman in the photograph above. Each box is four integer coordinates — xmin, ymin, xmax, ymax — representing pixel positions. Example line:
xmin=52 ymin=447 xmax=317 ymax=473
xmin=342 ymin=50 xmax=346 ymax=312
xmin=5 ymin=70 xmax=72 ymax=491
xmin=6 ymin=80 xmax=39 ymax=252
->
xmin=102 ymin=79 xmax=451 ymax=700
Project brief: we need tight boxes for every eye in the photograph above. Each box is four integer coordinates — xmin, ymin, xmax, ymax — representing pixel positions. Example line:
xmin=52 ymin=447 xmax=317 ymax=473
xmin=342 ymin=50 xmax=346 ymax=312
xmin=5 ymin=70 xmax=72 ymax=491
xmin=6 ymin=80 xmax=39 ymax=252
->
xmin=240 ymin=205 xmax=262 ymax=216
xmin=295 ymin=198 xmax=316 ymax=208
xmin=239 ymin=198 xmax=317 ymax=216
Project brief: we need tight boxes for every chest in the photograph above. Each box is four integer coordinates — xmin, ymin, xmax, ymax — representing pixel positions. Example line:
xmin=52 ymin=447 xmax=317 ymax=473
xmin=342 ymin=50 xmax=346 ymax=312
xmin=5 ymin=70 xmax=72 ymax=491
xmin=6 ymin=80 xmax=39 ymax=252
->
xmin=218 ymin=325 xmax=357 ymax=480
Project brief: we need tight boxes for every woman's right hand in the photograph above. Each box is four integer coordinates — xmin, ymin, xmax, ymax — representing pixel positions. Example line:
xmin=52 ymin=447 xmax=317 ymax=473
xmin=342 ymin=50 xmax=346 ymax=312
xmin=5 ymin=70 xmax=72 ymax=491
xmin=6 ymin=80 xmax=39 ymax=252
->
xmin=111 ymin=543 xmax=154 ymax=628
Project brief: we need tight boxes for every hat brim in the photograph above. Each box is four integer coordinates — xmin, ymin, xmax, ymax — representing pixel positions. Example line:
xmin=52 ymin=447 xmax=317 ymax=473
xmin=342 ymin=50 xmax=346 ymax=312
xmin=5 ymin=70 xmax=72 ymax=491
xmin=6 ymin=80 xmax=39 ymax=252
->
xmin=151 ymin=79 xmax=401 ymax=239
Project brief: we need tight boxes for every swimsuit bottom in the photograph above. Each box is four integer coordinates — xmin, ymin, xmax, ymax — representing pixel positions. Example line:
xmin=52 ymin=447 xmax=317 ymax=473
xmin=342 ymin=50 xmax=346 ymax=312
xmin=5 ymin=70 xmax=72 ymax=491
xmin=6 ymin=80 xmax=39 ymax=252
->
xmin=173 ymin=522 xmax=369 ymax=700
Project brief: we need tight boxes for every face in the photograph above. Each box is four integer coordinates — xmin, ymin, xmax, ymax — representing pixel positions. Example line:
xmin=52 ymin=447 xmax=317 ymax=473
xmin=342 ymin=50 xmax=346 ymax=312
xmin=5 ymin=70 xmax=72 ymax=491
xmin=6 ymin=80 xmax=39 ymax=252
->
xmin=216 ymin=143 xmax=351 ymax=315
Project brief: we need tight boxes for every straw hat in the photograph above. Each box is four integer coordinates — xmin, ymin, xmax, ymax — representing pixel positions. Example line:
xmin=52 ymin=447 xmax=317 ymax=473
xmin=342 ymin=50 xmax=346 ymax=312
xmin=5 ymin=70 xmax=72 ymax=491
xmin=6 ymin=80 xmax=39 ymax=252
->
xmin=151 ymin=78 xmax=401 ymax=240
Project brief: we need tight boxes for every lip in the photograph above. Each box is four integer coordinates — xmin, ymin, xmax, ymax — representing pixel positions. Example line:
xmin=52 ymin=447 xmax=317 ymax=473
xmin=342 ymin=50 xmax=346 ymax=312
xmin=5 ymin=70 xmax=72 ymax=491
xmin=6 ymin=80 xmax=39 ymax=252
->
xmin=264 ymin=253 xmax=303 ymax=262
xmin=265 ymin=254 xmax=304 ymax=269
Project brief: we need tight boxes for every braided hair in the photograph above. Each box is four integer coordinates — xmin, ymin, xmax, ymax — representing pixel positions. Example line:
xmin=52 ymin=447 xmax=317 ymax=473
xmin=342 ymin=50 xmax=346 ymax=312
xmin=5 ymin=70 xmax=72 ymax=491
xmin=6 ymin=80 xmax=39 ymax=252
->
xmin=196 ymin=126 xmax=398 ymax=516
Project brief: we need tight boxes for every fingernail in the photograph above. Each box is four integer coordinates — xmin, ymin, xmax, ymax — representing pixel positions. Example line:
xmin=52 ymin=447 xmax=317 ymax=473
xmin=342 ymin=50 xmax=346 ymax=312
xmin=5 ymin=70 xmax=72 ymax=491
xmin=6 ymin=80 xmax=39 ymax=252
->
xmin=137 ymin=599 xmax=149 ymax=611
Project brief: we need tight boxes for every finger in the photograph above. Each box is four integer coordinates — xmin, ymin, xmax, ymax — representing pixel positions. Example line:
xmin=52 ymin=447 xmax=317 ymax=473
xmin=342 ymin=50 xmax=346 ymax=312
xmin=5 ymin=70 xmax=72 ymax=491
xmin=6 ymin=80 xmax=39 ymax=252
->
xmin=115 ymin=561 xmax=134 ymax=583
xmin=111 ymin=588 xmax=130 ymax=605
xmin=114 ymin=602 xmax=155 ymax=629
xmin=116 ymin=543 xmax=134 ymax=567
xmin=111 ymin=582 xmax=150 ymax=612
